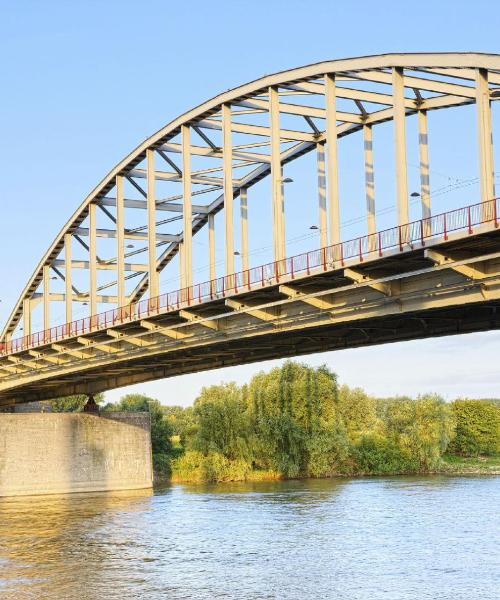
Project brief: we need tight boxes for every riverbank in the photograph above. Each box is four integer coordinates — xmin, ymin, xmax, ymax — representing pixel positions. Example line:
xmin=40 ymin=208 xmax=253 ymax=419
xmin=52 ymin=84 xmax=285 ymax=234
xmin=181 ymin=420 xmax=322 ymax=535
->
xmin=440 ymin=454 xmax=500 ymax=475
xmin=164 ymin=454 xmax=500 ymax=484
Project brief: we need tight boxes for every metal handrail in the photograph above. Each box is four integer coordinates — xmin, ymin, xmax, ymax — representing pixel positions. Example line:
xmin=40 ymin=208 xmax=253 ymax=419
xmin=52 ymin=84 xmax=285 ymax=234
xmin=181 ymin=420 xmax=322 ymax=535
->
xmin=1 ymin=197 xmax=498 ymax=357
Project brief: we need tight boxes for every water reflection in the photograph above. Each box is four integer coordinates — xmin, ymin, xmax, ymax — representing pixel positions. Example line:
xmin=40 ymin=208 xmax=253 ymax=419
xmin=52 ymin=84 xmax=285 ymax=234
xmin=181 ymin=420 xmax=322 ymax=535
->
xmin=0 ymin=490 xmax=153 ymax=600
xmin=0 ymin=477 xmax=498 ymax=600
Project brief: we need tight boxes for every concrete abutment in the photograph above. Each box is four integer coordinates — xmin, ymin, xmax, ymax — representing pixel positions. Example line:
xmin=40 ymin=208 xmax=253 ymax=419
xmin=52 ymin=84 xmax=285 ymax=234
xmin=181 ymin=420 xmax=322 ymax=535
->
xmin=0 ymin=411 xmax=153 ymax=497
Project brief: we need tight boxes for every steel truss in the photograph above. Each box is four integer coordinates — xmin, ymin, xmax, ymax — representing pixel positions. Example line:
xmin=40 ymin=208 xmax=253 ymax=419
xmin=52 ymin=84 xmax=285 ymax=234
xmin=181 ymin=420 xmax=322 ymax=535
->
xmin=1 ymin=53 xmax=500 ymax=401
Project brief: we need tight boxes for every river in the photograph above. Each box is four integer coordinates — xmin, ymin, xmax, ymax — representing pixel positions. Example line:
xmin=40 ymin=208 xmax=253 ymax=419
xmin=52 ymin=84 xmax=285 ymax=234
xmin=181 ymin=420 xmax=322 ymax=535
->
xmin=0 ymin=476 xmax=498 ymax=599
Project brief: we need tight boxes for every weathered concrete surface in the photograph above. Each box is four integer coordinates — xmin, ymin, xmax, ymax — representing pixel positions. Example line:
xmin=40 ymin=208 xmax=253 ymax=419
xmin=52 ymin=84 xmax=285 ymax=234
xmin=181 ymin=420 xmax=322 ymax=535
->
xmin=0 ymin=412 xmax=153 ymax=497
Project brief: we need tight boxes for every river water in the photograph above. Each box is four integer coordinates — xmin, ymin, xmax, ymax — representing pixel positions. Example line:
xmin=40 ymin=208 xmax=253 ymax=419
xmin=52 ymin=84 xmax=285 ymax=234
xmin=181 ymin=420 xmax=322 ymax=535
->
xmin=0 ymin=476 xmax=498 ymax=600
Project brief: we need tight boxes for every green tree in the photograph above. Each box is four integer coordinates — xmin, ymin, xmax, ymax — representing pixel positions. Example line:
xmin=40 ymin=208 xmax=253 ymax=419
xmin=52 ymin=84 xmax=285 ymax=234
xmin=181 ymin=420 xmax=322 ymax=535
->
xmin=380 ymin=394 xmax=455 ymax=471
xmin=337 ymin=385 xmax=380 ymax=441
xmin=192 ymin=383 xmax=252 ymax=462
xmin=248 ymin=361 xmax=342 ymax=477
xmin=162 ymin=405 xmax=197 ymax=446
xmin=449 ymin=399 xmax=500 ymax=456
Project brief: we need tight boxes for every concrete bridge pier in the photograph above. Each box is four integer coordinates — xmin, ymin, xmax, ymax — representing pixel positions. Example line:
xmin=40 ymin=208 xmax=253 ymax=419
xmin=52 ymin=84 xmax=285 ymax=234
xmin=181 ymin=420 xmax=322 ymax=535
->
xmin=0 ymin=405 xmax=153 ymax=498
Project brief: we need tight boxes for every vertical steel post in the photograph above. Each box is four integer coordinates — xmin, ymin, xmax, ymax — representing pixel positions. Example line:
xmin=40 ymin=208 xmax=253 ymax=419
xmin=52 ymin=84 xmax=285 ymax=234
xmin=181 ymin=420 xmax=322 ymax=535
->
xmin=89 ymin=203 xmax=97 ymax=315
xmin=178 ymin=242 xmax=185 ymax=290
xmin=64 ymin=233 xmax=72 ymax=323
xmin=208 ymin=213 xmax=216 ymax=281
xmin=269 ymin=86 xmax=285 ymax=262
xmin=325 ymin=73 xmax=340 ymax=245
xmin=418 ymin=109 xmax=431 ymax=239
xmin=240 ymin=187 xmax=249 ymax=272
xmin=43 ymin=264 xmax=50 ymax=331
xmin=418 ymin=110 xmax=431 ymax=220
xmin=116 ymin=175 xmax=125 ymax=308
xmin=23 ymin=299 xmax=31 ymax=338
xmin=317 ymin=143 xmax=328 ymax=248
xmin=222 ymin=104 xmax=235 ymax=275
xmin=364 ymin=124 xmax=376 ymax=238
xmin=182 ymin=124 xmax=193 ymax=289
xmin=392 ymin=67 xmax=409 ymax=226
xmin=147 ymin=149 xmax=159 ymax=298
xmin=476 ymin=68 xmax=495 ymax=220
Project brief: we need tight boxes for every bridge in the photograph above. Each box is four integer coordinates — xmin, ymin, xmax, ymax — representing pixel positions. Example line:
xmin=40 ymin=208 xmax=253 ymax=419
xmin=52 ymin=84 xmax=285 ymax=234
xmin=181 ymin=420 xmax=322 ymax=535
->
xmin=1 ymin=52 xmax=500 ymax=407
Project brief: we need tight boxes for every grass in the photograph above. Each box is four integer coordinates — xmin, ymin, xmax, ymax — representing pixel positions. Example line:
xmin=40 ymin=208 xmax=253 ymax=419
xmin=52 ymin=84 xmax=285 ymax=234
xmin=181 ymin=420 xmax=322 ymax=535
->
xmin=441 ymin=454 xmax=500 ymax=474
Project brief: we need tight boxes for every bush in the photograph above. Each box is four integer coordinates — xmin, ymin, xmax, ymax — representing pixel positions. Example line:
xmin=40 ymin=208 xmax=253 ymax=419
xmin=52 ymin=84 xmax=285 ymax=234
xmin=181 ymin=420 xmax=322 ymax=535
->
xmin=305 ymin=429 xmax=351 ymax=477
xmin=353 ymin=433 xmax=415 ymax=474
xmin=449 ymin=400 xmax=500 ymax=457
xmin=171 ymin=450 xmax=252 ymax=483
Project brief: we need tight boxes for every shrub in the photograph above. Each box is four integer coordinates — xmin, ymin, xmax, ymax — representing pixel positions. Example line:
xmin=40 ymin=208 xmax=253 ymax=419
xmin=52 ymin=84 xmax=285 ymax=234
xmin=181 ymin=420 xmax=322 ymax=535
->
xmin=171 ymin=450 xmax=253 ymax=483
xmin=449 ymin=400 xmax=500 ymax=457
xmin=353 ymin=434 xmax=415 ymax=474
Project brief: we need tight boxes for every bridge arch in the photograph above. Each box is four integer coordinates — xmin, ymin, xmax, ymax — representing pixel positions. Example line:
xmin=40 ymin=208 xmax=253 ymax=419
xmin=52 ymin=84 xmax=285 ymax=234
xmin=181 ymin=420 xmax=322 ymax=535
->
xmin=1 ymin=53 xmax=499 ymax=396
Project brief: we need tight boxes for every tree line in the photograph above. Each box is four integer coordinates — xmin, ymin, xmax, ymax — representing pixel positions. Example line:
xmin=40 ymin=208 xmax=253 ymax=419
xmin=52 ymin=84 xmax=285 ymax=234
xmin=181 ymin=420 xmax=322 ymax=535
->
xmin=50 ymin=361 xmax=500 ymax=482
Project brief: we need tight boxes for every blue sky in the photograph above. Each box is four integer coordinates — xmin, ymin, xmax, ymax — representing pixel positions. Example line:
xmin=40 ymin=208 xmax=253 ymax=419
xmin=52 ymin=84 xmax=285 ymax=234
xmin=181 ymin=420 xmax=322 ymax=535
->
xmin=1 ymin=0 xmax=499 ymax=405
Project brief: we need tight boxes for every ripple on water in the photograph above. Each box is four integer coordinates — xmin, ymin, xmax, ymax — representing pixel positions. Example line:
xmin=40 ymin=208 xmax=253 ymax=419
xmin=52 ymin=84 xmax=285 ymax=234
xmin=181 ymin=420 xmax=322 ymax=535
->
xmin=0 ymin=477 xmax=498 ymax=600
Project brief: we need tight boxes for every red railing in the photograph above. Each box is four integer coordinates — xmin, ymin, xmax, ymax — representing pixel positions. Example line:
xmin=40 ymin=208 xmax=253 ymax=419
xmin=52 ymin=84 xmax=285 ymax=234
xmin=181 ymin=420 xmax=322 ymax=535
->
xmin=1 ymin=197 xmax=498 ymax=357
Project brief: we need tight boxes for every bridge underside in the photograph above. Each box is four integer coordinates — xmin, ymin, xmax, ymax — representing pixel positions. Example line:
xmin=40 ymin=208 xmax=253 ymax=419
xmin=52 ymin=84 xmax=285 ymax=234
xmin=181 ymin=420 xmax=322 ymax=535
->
xmin=2 ymin=225 xmax=500 ymax=405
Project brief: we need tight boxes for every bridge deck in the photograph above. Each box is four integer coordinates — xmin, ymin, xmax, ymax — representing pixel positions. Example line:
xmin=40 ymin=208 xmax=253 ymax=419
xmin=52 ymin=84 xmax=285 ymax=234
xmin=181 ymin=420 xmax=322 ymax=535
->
xmin=1 ymin=199 xmax=500 ymax=405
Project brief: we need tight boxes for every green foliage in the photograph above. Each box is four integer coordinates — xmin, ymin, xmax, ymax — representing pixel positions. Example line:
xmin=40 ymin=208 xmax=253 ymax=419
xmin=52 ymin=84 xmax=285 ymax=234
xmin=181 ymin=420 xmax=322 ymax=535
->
xmin=171 ymin=450 xmax=253 ymax=483
xmin=193 ymin=383 xmax=252 ymax=462
xmin=337 ymin=385 xmax=380 ymax=440
xmin=50 ymin=393 xmax=104 ymax=412
xmin=104 ymin=362 xmax=498 ymax=484
xmin=449 ymin=399 xmax=500 ymax=456
xmin=353 ymin=433 xmax=413 ymax=474
xmin=378 ymin=394 xmax=455 ymax=471
xmin=305 ymin=428 xmax=351 ymax=477
xmin=162 ymin=405 xmax=197 ymax=446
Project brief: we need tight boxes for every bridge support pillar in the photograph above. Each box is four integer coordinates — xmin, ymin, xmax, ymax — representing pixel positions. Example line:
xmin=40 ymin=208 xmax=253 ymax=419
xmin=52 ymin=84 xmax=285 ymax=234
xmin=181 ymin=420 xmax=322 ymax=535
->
xmin=83 ymin=394 xmax=100 ymax=415
xmin=0 ymin=411 xmax=153 ymax=497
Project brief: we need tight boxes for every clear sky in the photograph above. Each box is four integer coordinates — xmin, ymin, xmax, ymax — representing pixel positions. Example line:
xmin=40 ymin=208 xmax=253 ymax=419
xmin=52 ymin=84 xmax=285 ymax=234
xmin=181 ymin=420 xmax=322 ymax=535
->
xmin=1 ymin=0 xmax=499 ymax=405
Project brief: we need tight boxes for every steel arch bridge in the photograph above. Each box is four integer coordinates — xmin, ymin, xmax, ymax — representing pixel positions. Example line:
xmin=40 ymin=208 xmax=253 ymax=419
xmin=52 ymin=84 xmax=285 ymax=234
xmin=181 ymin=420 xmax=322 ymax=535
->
xmin=1 ymin=52 xmax=500 ymax=406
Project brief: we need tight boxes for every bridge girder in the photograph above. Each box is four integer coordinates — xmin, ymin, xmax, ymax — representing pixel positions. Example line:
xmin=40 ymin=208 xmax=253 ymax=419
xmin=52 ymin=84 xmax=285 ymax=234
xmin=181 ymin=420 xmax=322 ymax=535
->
xmin=2 ymin=226 xmax=500 ymax=404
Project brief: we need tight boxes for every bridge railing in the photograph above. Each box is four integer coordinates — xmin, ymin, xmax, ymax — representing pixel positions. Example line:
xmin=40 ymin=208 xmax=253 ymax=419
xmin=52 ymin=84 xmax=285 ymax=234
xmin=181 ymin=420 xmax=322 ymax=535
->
xmin=1 ymin=197 xmax=498 ymax=357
